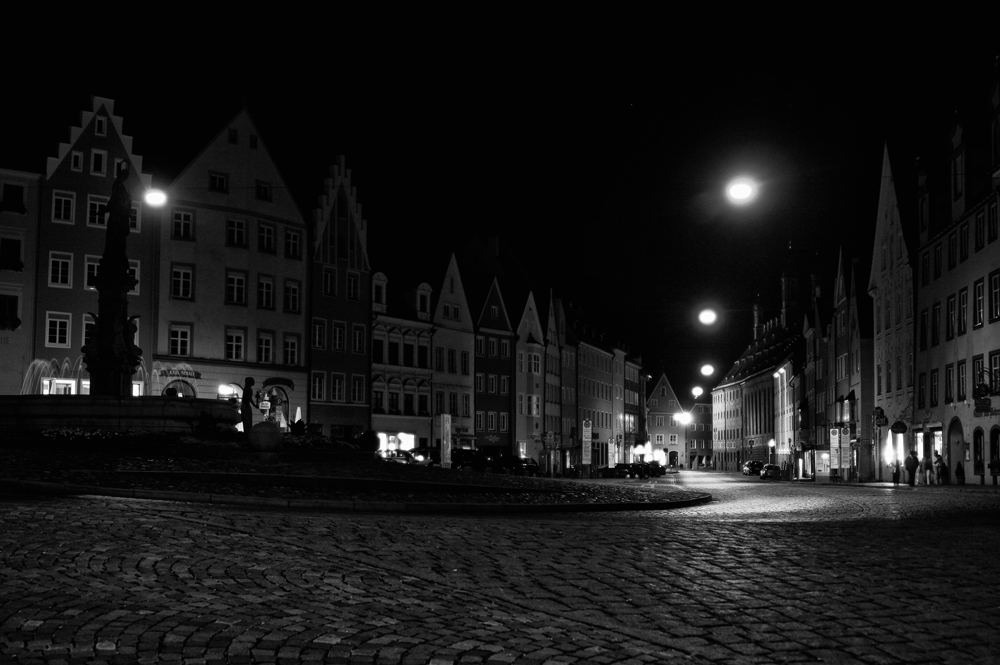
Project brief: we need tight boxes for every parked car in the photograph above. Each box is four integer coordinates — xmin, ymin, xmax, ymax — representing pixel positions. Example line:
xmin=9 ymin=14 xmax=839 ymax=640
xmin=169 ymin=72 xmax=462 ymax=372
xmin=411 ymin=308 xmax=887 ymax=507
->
xmin=614 ymin=463 xmax=649 ymax=479
xmin=450 ymin=448 xmax=486 ymax=472
xmin=487 ymin=454 xmax=539 ymax=476
xmin=647 ymin=461 xmax=667 ymax=477
xmin=377 ymin=449 xmax=418 ymax=464
xmin=741 ymin=460 xmax=764 ymax=476
xmin=760 ymin=464 xmax=782 ymax=480
xmin=408 ymin=448 xmax=439 ymax=467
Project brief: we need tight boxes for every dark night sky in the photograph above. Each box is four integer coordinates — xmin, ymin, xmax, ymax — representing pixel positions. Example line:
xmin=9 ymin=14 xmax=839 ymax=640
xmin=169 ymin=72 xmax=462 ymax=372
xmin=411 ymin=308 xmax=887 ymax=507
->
xmin=4 ymin=41 xmax=992 ymax=401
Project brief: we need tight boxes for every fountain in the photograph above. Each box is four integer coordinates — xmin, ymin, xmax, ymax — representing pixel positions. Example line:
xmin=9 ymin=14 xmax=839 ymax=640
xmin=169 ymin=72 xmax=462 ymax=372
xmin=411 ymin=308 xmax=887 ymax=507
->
xmin=0 ymin=168 xmax=238 ymax=437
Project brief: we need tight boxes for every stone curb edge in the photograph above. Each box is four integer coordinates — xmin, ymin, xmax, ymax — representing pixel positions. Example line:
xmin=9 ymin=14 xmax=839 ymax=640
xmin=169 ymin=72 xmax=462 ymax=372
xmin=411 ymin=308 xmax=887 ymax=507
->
xmin=0 ymin=479 xmax=712 ymax=514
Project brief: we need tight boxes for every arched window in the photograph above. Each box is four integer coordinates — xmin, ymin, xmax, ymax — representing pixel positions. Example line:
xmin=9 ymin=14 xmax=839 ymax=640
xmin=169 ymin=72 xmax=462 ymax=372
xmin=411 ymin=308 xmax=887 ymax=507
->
xmin=973 ymin=428 xmax=985 ymax=475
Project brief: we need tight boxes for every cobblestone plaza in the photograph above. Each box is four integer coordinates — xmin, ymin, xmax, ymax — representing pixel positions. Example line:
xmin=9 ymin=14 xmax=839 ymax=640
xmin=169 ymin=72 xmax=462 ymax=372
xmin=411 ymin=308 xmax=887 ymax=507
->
xmin=3 ymin=472 xmax=999 ymax=664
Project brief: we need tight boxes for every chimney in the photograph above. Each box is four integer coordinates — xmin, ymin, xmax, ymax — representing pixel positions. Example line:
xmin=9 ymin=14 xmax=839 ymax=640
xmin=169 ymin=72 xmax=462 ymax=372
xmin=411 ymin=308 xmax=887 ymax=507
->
xmin=753 ymin=302 xmax=763 ymax=340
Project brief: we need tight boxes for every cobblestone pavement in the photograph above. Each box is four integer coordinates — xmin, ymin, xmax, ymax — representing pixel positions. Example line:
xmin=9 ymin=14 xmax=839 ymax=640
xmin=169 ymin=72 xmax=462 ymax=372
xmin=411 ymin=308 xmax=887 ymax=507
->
xmin=2 ymin=472 xmax=999 ymax=664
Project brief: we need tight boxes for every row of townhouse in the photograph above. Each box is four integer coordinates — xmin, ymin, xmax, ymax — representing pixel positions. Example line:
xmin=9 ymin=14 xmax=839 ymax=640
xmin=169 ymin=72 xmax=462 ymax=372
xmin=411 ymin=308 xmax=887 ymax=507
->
xmin=875 ymin=65 xmax=1000 ymax=485
xmin=645 ymin=373 xmax=712 ymax=468
xmin=0 ymin=97 xmax=371 ymax=438
xmin=369 ymin=237 xmax=649 ymax=474
xmin=712 ymin=62 xmax=1000 ymax=484
xmin=0 ymin=95 xmax=649 ymax=471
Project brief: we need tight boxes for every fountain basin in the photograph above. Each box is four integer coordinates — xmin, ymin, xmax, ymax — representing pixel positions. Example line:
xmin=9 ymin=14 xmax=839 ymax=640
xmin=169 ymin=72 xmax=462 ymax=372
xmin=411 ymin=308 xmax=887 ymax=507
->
xmin=0 ymin=395 xmax=239 ymax=436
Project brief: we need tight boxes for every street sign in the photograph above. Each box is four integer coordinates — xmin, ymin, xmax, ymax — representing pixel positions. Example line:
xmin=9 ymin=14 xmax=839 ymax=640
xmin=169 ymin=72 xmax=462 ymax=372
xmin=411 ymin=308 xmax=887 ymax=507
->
xmin=259 ymin=400 xmax=271 ymax=410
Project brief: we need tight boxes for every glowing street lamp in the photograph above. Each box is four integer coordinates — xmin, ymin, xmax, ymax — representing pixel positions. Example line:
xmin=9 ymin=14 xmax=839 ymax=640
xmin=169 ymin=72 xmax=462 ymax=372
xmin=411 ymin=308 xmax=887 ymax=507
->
xmin=692 ymin=387 xmax=703 ymax=398
xmin=726 ymin=177 xmax=758 ymax=205
xmin=700 ymin=363 xmax=715 ymax=377
xmin=144 ymin=189 xmax=167 ymax=207
xmin=675 ymin=411 xmax=692 ymax=426
xmin=698 ymin=308 xmax=717 ymax=325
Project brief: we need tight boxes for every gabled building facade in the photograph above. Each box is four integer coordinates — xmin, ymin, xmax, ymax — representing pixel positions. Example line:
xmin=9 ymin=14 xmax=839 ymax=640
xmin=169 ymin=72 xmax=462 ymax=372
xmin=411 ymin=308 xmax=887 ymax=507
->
xmin=868 ymin=144 xmax=916 ymax=478
xmin=542 ymin=289 xmax=562 ymax=474
xmin=157 ymin=109 xmax=308 ymax=428
xmin=912 ymin=67 xmax=1000 ymax=484
xmin=309 ymin=156 xmax=371 ymax=438
xmin=31 ymin=97 xmax=157 ymax=398
xmin=370 ymin=272 xmax=434 ymax=452
xmin=431 ymin=254 xmax=475 ymax=450
xmin=647 ymin=372 xmax=685 ymax=466
xmin=472 ymin=276 xmax=514 ymax=456
xmin=578 ymin=338 xmax=613 ymax=469
xmin=514 ymin=290 xmax=545 ymax=460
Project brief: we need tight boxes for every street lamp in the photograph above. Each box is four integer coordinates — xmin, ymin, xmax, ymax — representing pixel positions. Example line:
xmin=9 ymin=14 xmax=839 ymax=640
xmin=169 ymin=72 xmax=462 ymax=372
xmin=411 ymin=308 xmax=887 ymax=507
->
xmin=692 ymin=386 xmax=703 ymax=398
xmin=698 ymin=308 xmax=718 ymax=325
xmin=726 ymin=177 xmax=758 ymax=205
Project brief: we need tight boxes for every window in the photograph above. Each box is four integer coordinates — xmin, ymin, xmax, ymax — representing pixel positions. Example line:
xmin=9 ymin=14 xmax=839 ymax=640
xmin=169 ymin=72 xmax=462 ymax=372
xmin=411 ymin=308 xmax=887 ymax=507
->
xmin=169 ymin=324 xmax=191 ymax=356
xmin=352 ymin=376 xmax=365 ymax=403
xmin=961 ymin=222 xmax=969 ymax=261
xmin=931 ymin=303 xmax=940 ymax=346
xmin=490 ymin=305 xmax=499 ymax=319
xmin=435 ymin=391 xmax=444 ymax=415
xmin=990 ymin=202 xmax=999 ymax=243
xmin=945 ymin=365 xmax=954 ymax=404
xmin=209 ymin=171 xmax=228 ymax=193
xmin=448 ymin=348 xmax=457 ymax=373
xmin=90 ymin=149 xmax=106 ymax=175
xmin=948 ymin=232 xmax=957 ymax=269
xmin=347 ymin=272 xmax=359 ymax=300
xmin=929 ymin=369 xmax=939 ymax=407
xmin=352 ymin=325 xmax=366 ymax=354
xmin=917 ymin=373 xmax=926 ymax=409
xmin=877 ymin=363 xmax=882 ymax=395
xmin=283 ymin=280 xmax=301 ymax=313
xmin=283 ymin=335 xmax=299 ymax=366
xmin=976 ymin=211 xmax=986 ymax=250
xmin=499 ymin=412 xmax=508 ymax=432
xmin=225 ymin=329 xmax=245 ymax=361
xmin=463 ymin=394 xmax=471 ymax=417
xmin=530 ymin=394 xmax=540 ymax=416
xmin=330 ymin=374 xmax=345 ymax=402
xmin=500 ymin=376 xmax=509 ymax=395
xmin=946 ymin=295 xmax=956 ymax=340
xmin=475 ymin=411 xmax=484 ymax=431
xmin=323 ymin=268 xmax=337 ymax=297
xmin=500 ymin=340 xmax=510 ymax=358
xmin=255 ymin=180 xmax=272 ymax=202
xmin=45 ymin=312 xmax=70 ymax=348
xmin=435 ymin=347 xmax=444 ymax=371
xmin=974 ymin=279 xmax=985 ymax=328
xmin=312 ymin=319 xmax=327 ymax=349
xmin=332 ymin=322 xmax=346 ymax=351
xmin=172 ymin=210 xmax=194 ymax=239
xmin=226 ymin=219 xmax=247 ymax=247
xmin=990 ymin=270 xmax=1000 ymax=323
xmin=128 ymin=260 xmax=140 ymax=295
xmin=487 ymin=411 xmax=496 ymax=431
xmin=256 ymin=276 xmax=274 ymax=309
xmin=225 ymin=271 xmax=247 ymax=305
xmin=461 ymin=350 xmax=470 ymax=375
xmin=52 ymin=191 xmax=74 ymax=224
xmin=171 ymin=265 xmax=194 ymax=299
xmin=489 ymin=338 xmax=498 ymax=357
xmin=920 ymin=252 xmax=929 ymax=286
xmin=449 ymin=392 xmax=458 ymax=416
xmin=257 ymin=332 xmax=273 ymax=363
xmin=82 ymin=313 xmax=95 ymax=350
xmin=933 ymin=244 xmax=942 ymax=279
xmin=0 ymin=236 xmax=23 ymax=272
xmin=87 ymin=196 xmax=108 ymax=226
xmin=258 ymin=223 xmax=276 ymax=253
xmin=475 ymin=336 xmax=485 ymax=356
xmin=954 ymin=361 xmax=966 ymax=402
xmin=529 ymin=353 xmax=541 ymax=374
xmin=48 ymin=252 xmax=72 ymax=288
xmin=284 ymin=230 xmax=301 ymax=259
xmin=71 ymin=152 xmax=83 ymax=171
xmin=476 ymin=374 xmax=485 ymax=393
xmin=488 ymin=374 xmax=497 ymax=394
xmin=959 ymin=288 xmax=968 ymax=335
xmin=311 ymin=372 xmax=326 ymax=401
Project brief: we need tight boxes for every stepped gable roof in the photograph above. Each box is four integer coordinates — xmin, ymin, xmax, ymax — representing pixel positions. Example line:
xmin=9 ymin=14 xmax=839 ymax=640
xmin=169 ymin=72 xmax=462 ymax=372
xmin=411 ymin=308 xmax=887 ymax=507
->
xmin=718 ymin=318 xmax=800 ymax=387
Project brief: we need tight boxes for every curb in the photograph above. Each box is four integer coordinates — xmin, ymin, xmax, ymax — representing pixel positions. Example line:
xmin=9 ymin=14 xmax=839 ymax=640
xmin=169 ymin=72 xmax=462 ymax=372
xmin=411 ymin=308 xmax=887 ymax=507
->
xmin=0 ymin=478 xmax=712 ymax=515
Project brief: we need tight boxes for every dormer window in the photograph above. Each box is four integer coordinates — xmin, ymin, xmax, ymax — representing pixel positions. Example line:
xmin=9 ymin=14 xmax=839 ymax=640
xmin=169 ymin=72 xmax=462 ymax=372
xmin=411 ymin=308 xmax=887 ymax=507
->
xmin=209 ymin=172 xmax=228 ymax=193
xmin=419 ymin=293 xmax=429 ymax=313
xmin=95 ymin=116 xmax=107 ymax=136
xmin=255 ymin=180 xmax=272 ymax=202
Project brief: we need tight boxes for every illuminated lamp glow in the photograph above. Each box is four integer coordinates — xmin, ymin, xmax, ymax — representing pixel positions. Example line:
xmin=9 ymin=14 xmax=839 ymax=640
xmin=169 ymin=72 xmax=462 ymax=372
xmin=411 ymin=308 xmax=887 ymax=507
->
xmin=698 ymin=309 xmax=717 ymax=325
xmin=675 ymin=411 xmax=692 ymax=425
xmin=144 ymin=189 xmax=167 ymax=206
xmin=726 ymin=177 xmax=757 ymax=204
xmin=700 ymin=364 xmax=714 ymax=376
xmin=692 ymin=387 xmax=703 ymax=397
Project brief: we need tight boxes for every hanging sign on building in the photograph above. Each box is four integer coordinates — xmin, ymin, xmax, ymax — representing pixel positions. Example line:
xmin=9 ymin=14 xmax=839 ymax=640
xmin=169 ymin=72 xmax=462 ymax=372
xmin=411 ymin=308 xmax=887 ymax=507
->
xmin=582 ymin=419 xmax=592 ymax=463
xmin=440 ymin=414 xmax=452 ymax=468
